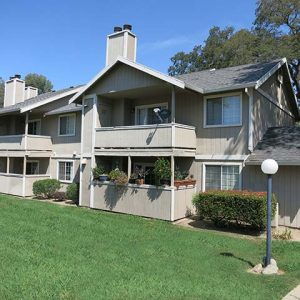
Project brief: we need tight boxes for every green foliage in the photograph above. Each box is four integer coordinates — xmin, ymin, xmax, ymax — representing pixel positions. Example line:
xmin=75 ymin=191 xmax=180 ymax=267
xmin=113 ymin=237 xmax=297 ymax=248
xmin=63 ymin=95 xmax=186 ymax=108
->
xmin=32 ymin=179 xmax=61 ymax=199
xmin=273 ymin=228 xmax=293 ymax=240
xmin=254 ymin=0 xmax=300 ymax=36
xmin=169 ymin=0 xmax=300 ymax=76
xmin=92 ymin=165 xmax=105 ymax=179
xmin=174 ymin=167 xmax=189 ymax=180
xmin=24 ymin=73 xmax=53 ymax=94
xmin=192 ymin=190 xmax=277 ymax=230
xmin=66 ymin=183 xmax=79 ymax=203
xmin=153 ymin=158 xmax=171 ymax=180
xmin=0 ymin=77 xmax=4 ymax=107
xmin=108 ymin=168 xmax=128 ymax=185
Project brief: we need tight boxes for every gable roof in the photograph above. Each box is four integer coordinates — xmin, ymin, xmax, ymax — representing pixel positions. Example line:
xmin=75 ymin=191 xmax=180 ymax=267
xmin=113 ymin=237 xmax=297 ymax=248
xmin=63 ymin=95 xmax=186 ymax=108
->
xmin=0 ymin=85 xmax=83 ymax=115
xmin=44 ymin=103 xmax=83 ymax=116
xmin=176 ymin=59 xmax=285 ymax=93
xmin=69 ymin=57 xmax=187 ymax=103
xmin=246 ymin=126 xmax=300 ymax=165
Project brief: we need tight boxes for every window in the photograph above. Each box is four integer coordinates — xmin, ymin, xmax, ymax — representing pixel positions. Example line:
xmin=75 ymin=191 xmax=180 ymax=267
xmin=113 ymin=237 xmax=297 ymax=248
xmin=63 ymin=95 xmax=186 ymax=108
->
xmin=205 ymin=94 xmax=241 ymax=126
xmin=28 ymin=120 xmax=41 ymax=135
xmin=58 ymin=161 xmax=74 ymax=182
xmin=58 ymin=114 xmax=76 ymax=136
xmin=205 ymin=164 xmax=240 ymax=191
xmin=26 ymin=161 xmax=39 ymax=175
xmin=135 ymin=103 xmax=168 ymax=125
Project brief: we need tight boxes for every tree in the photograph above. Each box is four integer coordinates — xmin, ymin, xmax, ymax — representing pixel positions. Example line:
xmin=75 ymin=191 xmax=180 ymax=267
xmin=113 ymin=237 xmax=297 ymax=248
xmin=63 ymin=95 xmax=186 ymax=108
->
xmin=24 ymin=73 xmax=53 ymax=94
xmin=0 ymin=77 xmax=4 ymax=107
xmin=168 ymin=0 xmax=300 ymax=76
xmin=254 ymin=0 xmax=300 ymax=36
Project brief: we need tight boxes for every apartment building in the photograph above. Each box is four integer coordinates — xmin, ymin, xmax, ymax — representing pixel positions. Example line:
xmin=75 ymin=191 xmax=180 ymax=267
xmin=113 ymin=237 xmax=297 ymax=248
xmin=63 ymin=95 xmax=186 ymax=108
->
xmin=1 ymin=25 xmax=300 ymax=227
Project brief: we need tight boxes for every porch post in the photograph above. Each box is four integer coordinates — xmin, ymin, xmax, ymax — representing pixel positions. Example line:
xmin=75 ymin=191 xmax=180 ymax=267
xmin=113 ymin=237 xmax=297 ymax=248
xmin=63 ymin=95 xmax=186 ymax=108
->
xmin=24 ymin=112 xmax=29 ymax=150
xmin=22 ymin=156 xmax=27 ymax=197
xmin=171 ymin=86 xmax=176 ymax=123
xmin=6 ymin=157 xmax=10 ymax=174
xmin=127 ymin=155 xmax=131 ymax=179
xmin=171 ymin=155 xmax=175 ymax=187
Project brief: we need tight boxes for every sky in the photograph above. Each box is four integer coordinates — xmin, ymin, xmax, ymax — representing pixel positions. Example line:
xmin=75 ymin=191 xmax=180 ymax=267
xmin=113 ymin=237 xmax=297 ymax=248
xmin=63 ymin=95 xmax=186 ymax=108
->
xmin=0 ymin=0 xmax=257 ymax=90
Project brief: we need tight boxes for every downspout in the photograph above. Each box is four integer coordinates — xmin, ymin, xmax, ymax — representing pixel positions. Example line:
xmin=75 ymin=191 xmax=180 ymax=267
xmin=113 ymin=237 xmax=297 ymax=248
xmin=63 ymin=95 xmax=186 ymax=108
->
xmin=245 ymin=88 xmax=254 ymax=152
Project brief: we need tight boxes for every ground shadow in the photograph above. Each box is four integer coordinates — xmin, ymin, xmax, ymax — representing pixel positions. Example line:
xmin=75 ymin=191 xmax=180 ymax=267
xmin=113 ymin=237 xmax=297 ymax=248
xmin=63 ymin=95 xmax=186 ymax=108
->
xmin=220 ymin=252 xmax=255 ymax=268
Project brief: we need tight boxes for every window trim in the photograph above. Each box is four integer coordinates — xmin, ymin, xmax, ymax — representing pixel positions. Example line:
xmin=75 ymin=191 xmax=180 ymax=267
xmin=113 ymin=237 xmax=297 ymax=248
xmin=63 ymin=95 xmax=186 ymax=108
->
xmin=28 ymin=119 xmax=41 ymax=135
xmin=26 ymin=160 xmax=40 ymax=175
xmin=57 ymin=160 xmax=75 ymax=183
xmin=203 ymin=92 xmax=243 ymax=128
xmin=58 ymin=113 xmax=76 ymax=137
xmin=135 ymin=102 xmax=168 ymax=125
xmin=202 ymin=162 xmax=242 ymax=192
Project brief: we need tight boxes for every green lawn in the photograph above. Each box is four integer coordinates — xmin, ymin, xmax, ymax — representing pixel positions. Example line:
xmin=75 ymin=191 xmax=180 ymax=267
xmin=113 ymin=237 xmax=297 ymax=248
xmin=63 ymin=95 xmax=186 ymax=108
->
xmin=0 ymin=195 xmax=299 ymax=299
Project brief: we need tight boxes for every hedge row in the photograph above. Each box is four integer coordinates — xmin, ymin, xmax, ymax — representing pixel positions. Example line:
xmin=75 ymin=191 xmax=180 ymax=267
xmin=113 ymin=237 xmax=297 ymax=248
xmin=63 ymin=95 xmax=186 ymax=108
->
xmin=192 ymin=190 xmax=277 ymax=230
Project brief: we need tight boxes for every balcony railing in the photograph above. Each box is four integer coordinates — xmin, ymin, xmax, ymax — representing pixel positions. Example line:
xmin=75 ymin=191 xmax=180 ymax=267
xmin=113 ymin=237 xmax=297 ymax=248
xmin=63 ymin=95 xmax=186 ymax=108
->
xmin=0 ymin=134 xmax=52 ymax=151
xmin=95 ymin=123 xmax=196 ymax=149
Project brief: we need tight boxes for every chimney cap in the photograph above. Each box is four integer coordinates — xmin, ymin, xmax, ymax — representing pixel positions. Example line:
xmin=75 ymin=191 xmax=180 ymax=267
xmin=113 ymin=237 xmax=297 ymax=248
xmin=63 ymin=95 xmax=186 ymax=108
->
xmin=114 ymin=26 xmax=122 ymax=32
xmin=9 ymin=74 xmax=21 ymax=80
xmin=123 ymin=24 xmax=132 ymax=31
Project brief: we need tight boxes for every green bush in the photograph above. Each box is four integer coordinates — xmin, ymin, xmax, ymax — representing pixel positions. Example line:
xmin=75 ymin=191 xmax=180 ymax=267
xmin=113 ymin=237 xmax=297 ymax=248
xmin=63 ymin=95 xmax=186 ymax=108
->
xmin=33 ymin=179 xmax=61 ymax=199
xmin=192 ymin=190 xmax=277 ymax=230
xmin=153 ymin=158 xmax=171 ymax=180
xmin=108 ymin=169 xmax=128 ymax=185
xmin=66 ymin=183 xmax=79 ymax=203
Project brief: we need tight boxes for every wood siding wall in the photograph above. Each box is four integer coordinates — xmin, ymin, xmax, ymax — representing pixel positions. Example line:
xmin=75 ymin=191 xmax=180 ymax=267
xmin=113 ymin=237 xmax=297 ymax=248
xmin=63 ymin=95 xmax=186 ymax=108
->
xmin=243 ymin=166 xmax=300 ymax=228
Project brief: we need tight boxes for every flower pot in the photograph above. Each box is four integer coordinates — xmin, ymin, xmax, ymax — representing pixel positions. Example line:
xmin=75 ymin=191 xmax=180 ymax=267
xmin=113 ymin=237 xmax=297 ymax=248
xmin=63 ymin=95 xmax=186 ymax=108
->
xmin=136 ymin=178 xmax=144 ymax=185
xmin=160 ymin=179 xmax=171 ymax=186
xmin=99 ymin=175 xmax=109 ymax=181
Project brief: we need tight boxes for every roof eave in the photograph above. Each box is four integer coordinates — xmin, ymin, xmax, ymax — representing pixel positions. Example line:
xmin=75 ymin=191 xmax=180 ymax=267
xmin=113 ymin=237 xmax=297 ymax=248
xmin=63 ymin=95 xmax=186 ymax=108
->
xmin=69 ymin=57 xmax=186 ymax=104
xmin=20 ymin=86 xmax=83 ymax=113
xmin=203 ymin=82 xmax=256 ymax=94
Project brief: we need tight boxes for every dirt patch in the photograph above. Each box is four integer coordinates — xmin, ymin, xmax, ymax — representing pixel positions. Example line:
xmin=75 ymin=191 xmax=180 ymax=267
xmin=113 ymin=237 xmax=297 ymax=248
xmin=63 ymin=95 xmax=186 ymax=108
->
xmin=173 ymin=216 xmax=300 ymax=242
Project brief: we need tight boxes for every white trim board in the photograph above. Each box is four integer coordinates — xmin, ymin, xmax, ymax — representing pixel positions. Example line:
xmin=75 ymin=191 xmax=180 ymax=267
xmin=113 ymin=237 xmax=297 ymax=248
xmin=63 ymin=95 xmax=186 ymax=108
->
xmin=20 ymin=86 xmax=82 ymax=113
xmin=195 ymin=154 xmax=248 ymax=161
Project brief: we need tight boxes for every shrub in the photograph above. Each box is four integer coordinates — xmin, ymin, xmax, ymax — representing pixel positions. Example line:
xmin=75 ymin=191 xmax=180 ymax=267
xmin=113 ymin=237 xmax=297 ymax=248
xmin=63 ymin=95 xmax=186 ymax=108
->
xmin=66 ymin=183 xmax=79 ymax=203
xmin=92 ymin=165 xmax=105 ymax=179
xmin=33 ymin=179 xmax=61 ymax=199
xmin=192 ymin=190 xmax=277 ymax=230
xmin=53 ymin=191 xmax=66 ymax=201
xmin=153 ymin=158 xmax=171 ymax=180
xmin=109 ymin=169 xmax=128 ymax=185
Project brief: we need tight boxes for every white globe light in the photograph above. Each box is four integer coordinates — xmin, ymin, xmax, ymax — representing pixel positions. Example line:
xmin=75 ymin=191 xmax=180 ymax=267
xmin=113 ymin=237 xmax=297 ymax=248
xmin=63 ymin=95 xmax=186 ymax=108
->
xmin=261 ymin=159 xmax=278 ymax=175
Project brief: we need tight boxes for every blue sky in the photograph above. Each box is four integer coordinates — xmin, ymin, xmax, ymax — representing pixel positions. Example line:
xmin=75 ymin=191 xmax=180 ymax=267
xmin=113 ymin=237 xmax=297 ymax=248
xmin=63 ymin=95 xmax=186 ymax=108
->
xmin=0 ymin=0 xmax=256 ymax=89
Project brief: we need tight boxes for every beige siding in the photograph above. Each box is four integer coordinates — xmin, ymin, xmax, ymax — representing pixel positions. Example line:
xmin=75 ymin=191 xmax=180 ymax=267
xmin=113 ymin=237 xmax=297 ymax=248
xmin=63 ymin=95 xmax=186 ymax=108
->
xmin=93 ymin=182 xmax=172 ymax=220
xmin=243 ymin=166 xmax=300 ymax=228
xmin=43 ymin=111 xmax=81 ymax=154
xmin=127 ymin=34 xmax=136 ymax=61
xmin=88 ymin=64 xmax=163 ymax=95
xmin=107 ymin=33 xmax=124 ymax=66
xmin=173 ymin=186 xmax=196 ymax=220
xmin=176 ymin=90 xmax=249 ymax=155
xmin=253 ymin=73 xmax=295 ymax=148
xmin=0 ymin=174 xmax=23 ymax=196
xmin=80 ymin=158 xmax=91 ymax=207
xmin=82 ymin=98 xmax=94 ymax=154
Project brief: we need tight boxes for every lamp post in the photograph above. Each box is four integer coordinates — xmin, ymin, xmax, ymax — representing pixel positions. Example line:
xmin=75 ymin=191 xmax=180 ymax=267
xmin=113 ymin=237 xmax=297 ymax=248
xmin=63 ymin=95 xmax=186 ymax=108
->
xmin=261 ymin=159 xmax=278 ymax=266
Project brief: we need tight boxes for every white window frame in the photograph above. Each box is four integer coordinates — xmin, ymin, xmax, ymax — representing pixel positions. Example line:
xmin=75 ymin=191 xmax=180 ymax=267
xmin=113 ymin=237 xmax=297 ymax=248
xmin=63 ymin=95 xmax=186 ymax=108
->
xmin=202 ymin=162 xmax=242 ymax=192
xmin=58 ymin=113 xmax=76 ymax=137
xmin=135 ymin=102 xmax=168 ymax=125
xmin=26 ymin=160 xmax=40 ymax=175
xmin=57 ymin=160 xmax=74 ymax=183
xmin=28 ymin=119 xmax=41 ymax=135
xmin=203 ymin=92 xmax=242 ymax=128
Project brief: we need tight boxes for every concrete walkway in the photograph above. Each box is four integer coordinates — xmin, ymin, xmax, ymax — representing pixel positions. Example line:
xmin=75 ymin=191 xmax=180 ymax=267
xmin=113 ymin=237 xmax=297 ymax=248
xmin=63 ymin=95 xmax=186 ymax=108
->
xmin=282 ymin=285 xmax=300 ymax=300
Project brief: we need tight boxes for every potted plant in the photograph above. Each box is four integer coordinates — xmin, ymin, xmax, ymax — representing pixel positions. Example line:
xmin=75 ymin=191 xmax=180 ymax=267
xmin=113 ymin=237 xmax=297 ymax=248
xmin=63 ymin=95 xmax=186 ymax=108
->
xmin=129 ymin=172 xmax=138 ymax=184
xmin=174 ymin=168 xmax=189 ymax=188
xmin=134 ymin=166 xmax=150 ymax=185
xmin=92 ymin=164 xmax=108 ymax=181
xmin=153 ymin=158 xmax=171 ymax=186
xmin=108 ymin=168 xmax=128 ymax=185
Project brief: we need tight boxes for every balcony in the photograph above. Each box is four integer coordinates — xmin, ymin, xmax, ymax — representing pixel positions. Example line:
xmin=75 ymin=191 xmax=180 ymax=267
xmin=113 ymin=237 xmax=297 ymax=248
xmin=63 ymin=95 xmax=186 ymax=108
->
xmin=0 ymin=134 xmax=52 ymax=151
xmin=95 ymin=123 xmax=196 ymax=150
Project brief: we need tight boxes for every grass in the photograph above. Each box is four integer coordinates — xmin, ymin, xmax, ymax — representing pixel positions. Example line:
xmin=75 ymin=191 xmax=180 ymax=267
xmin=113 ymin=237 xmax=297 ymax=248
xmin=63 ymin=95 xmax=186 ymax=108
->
xmin=0 ymin=195 xmax=299 ymax=299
